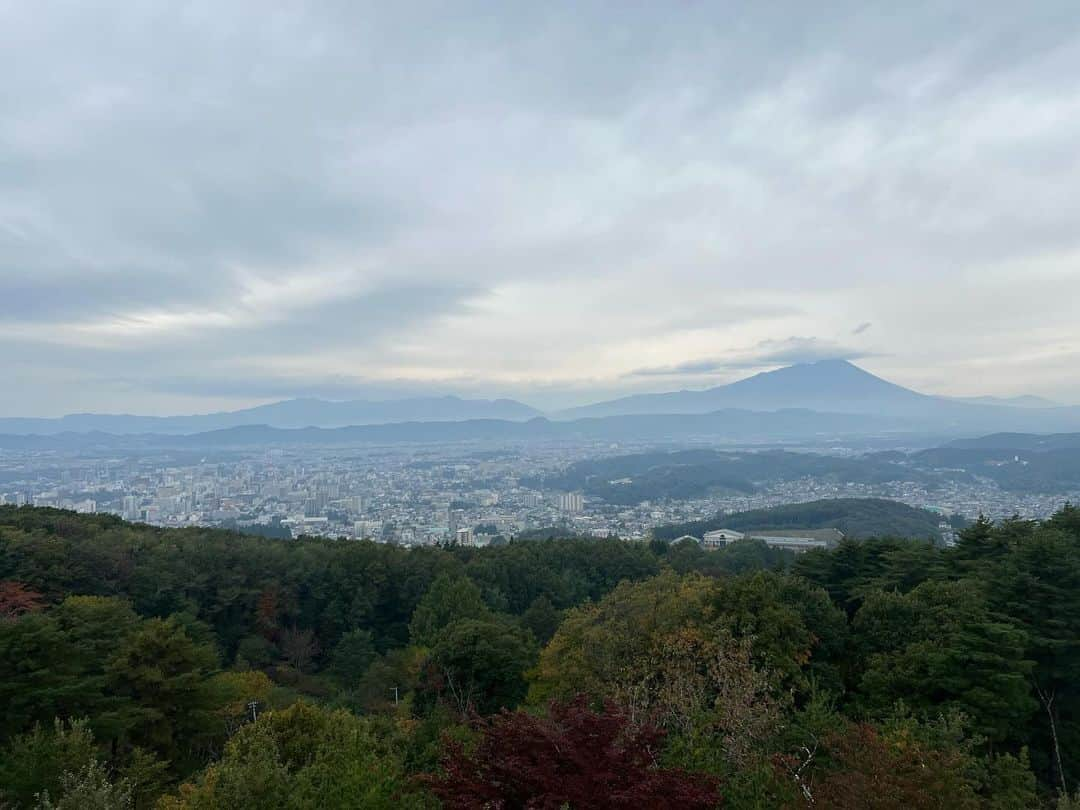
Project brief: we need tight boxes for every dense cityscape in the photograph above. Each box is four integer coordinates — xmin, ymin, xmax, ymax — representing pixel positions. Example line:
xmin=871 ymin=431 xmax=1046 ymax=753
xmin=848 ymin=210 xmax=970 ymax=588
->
xmin=2 ymin=440 xmax=1076 ymax=546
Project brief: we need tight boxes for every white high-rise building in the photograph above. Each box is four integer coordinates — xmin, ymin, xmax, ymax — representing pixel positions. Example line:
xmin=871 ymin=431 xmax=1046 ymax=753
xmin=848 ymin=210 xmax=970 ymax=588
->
xmin=557 ymin=492 xmax=584 ymax=514
xmin=354 ymin=520 xmax=378 ymax=540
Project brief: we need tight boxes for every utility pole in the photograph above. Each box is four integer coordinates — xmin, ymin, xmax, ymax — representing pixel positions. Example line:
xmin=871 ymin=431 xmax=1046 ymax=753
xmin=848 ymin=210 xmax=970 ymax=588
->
xmin=248 ymin=700 xmax=259 ymax=723
xmin=391 ymin=686 xmax=399 ymax=706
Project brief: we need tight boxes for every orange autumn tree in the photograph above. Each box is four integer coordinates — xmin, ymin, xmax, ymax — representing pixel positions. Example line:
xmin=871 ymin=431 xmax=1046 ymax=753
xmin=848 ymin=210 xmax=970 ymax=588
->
xmin=0 ymin=581 xmax=45 ymax=621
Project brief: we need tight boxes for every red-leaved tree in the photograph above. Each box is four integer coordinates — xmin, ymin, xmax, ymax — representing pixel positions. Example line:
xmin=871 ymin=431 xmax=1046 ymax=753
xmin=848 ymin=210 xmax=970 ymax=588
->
xmin=427 ymin=695 xmax=722 ymax=809
xmin=0 ymin=580 xmax=45 ymax=621
xmin=775 ymin=722 xmax=979 ymax=809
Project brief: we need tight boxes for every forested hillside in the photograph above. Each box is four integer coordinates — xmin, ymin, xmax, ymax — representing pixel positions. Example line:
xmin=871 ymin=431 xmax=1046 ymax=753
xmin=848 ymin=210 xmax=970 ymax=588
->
xmin=524 ymin=450 xmax=935 ymax=506
xmin=525 ymin=442 xmax=1080 ymax=506
xmin=653 ymin=497 xmax=967 ymax=542
xmin=1 ymin=504 xmax=1079 ymax=807
xmin=912 ymin=446 xmax=1080 ymax=493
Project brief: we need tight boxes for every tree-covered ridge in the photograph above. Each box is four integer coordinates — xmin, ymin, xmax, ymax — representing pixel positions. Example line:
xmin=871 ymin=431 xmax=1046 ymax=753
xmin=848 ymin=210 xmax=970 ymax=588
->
xmin=0 ymin=504 xmax=1079 ymax=807
xmin=524 ymin=450 xmax=939 ymax=505
xmin=653 ymin=497 xmax=967 ymax=542
xmin=524 ymin=443 xmax=1080 ymax=505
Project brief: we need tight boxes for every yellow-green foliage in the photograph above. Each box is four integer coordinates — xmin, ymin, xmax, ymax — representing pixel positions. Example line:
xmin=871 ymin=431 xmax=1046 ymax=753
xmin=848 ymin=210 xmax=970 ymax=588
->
xmin=157 ymin=702 xmax=431 ymax=810
xmin=528 ymin=570 xmax=714 ymax=705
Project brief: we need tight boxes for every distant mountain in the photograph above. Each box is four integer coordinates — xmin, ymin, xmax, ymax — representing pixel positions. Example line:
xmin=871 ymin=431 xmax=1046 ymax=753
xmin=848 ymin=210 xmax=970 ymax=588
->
xmin=7 ymin=409 xmax=1080 ymax=454
xmin=5 ymin=361 xmax=1076 ymax=439
xmin=0 ymin=396 xmax=542 ymax=435
xmin=558 ymin=360 xmax=922 ymax=417
xmin=559 ymin=360 xmax=937 ymax=419
xmin=4 ymin=362 xmax=1079 ymax=443
xmin=0 ymin=408 xmax=900 ymax=451
xmin=558 ymin=359 xmax=1080 ymax=434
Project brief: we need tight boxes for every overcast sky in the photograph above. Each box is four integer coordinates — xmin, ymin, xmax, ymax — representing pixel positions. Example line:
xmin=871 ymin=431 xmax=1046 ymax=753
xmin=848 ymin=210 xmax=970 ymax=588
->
xmin=2 ymin=1 xmax=1080 ymax=416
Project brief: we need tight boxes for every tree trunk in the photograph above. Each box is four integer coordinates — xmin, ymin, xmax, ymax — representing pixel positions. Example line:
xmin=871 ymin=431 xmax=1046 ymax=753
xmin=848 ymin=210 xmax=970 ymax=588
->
xmin=1035 ymin=682 xmax=1066 ymax=794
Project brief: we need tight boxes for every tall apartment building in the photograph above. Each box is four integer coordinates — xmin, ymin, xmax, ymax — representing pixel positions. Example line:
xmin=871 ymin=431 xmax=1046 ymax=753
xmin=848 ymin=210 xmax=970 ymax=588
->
xmin=557 ymin=492 xmax=584 ymax=514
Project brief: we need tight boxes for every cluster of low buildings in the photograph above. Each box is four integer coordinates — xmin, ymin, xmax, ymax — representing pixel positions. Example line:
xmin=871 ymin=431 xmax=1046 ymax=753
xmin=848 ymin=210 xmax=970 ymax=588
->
xmin=674 ymin=527 xmax=845 ymax=553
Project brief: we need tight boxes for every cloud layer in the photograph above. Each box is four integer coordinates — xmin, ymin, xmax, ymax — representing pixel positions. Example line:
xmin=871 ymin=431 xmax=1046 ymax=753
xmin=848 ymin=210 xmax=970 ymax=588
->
xmin=2 ymin=2 xmax=1080 ymax=414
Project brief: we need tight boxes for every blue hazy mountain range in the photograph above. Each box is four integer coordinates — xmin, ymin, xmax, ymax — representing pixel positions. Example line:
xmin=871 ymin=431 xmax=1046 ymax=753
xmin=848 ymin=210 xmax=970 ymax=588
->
xmin=557 ymin=359 xmax=1060 ymax=419
xmin=0 ymin=409 xmax=891 ymax=450
xmin=0 ymin=396 xmax=542 ymax=435
xmin=2 ymin=360 xmax=1078 ymax=439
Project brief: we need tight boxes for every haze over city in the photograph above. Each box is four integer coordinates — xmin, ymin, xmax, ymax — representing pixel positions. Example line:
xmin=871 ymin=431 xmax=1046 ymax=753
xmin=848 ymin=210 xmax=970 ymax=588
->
xmin=3 ymin=2 xmax=1080 ymax=417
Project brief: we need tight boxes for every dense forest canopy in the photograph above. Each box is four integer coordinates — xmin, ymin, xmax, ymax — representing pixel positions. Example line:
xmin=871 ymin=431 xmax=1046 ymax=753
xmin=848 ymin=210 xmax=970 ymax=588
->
xmin=1 ymin=503 xmax=1079 ymax=807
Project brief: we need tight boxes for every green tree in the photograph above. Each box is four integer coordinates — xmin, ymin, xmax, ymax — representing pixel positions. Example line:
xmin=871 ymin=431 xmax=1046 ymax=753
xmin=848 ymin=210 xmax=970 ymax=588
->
xmin=408 ymin=573 xmax=490 ymax=648
xmin=1045 ymin=503 xmax=1080 ymax=538
xmin=157 ymin=702 xmax=429 ymax=809
xmin=34 ymin=760 xmax=133 ymax=810
xmin=528 ymin=571 xmax=714 ymax=707
xmin=350 ymin=646 xmax=427 ymax=714
xmin=105 ymin=617 xmax=221 ymax=767
xmin=520 ymin=595 xmax=561 ymax=645
xmin=0 ymin=597 xmax=140 ymax=742
xmin=118 ymin=747 xmax=170 ymax=810
xmin=984 ymin=524 xmax=1080 ymax=790
xmin=423 ymin=618 xmax=537 ymax=715
xmin=328 ymin=628 xmax=376 ymax=687
xmin=982 ymin=749 xmax=1039 ymax=810
xmin=853 ymin=579 xmax=1036 ymax=744
xmin=708 ymin=571 xmax=848 ymax=695
xmin=0 ymin=719 xmax=98 ymax=808
xmin=234 ymin=635 xmax=276 ymax=669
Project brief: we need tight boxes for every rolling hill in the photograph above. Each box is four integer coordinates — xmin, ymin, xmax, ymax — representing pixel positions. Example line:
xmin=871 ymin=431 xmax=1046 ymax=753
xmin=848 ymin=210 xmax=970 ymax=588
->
xmin=653 ymin=498 xmax=966 ymax=542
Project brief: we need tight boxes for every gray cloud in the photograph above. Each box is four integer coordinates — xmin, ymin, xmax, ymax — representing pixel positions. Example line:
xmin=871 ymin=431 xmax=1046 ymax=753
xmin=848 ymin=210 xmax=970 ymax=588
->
xmin=627 ymin=337 xmax=877 ymax=378
xmin=2 ymin=2 xmax=1080 ymax=414
xmin=134 ymin=375 xmax=450 ymax=402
